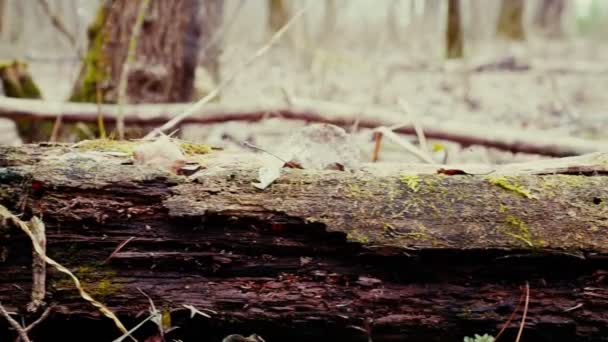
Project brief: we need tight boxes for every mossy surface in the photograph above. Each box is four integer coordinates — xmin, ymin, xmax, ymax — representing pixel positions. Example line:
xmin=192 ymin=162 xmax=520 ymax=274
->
xmin=0 ymin=60 xmax=42 ymax=98
xmin=400 ymin=175 xmax=421 ymax=192
xmin=53 ymin=265 xmax=122 ymax=299
xmin=74 ymin=139 xmax=213 ymax=156
xmin=69 ymin=3 xmax=108 ymax=102
xmin=486 ymin=176 xmax=534 ymax=198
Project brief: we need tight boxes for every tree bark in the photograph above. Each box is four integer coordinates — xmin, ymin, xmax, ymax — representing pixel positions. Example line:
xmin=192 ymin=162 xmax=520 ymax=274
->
xmin=69 ymin=0 xmax=204 ymax=104
xmin=446 ymin=0 xmax=463 ymax=59
xmin=533 ymin=0 xmax=565 ymax=38
xmin=496 ymin=0 xmax=526 ymax=41
xmin=1 ymin=144 xmax=608 ymax=341
xmin=198 ymin=0 xmax=223 ymax=84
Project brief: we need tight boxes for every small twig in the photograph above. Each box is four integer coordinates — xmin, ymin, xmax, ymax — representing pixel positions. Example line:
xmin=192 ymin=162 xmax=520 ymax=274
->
xmin=494 ymin=288 xmax=525 ymax=341
xmin=117 ymin=0 xmax=151 ymax=140
xmin=515 ymin=282 xmax=530 ymax=342
xmin=374 ymin=126 xmax=437 ymax=164
xmin=241 ymin=141 xmax=288 ymax=164
xmin=372 ymin=131 xmax=383 ymax=162
xmin=0 ymin=303 xmax=31 ymax=342
xmin=49 ymin=115 xmax=62 ymax=142
xmin=35 ymin=0 xmax=79 ymax=54
xmin=0 ymin=205 xmax=133 ymax=340
xmin=563 ymin=303 xmax=583 ymax=312
xmin=144 ymin=4 xmax=310 ymax=139
xmin=397 ymin=99 xmax=428 ymax=152
xmin=104 ymin=236 xmax=135 ymax=264
xmin=23 ymin=306 xmax=52 ymax=333
xmin=96 ymin=83 xmax=106 ymax=139
xmin=136 ymin=288 xmax=164 ymax=340
xmin=200 ymin=0 xmax=245 ymax=58
xmin=27 ymin=218 xmax=46 ymax=312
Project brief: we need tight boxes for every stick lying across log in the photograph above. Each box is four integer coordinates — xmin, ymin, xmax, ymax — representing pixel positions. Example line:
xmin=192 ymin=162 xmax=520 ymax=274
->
xmin=1 ymin=96 xmax=607 ymax=157
xmin=1 ymin=142 xmax=608 ymax=341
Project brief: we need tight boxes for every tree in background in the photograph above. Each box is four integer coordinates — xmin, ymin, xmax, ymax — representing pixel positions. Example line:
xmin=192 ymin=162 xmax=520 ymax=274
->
xmin=269 ymin=0 xmax=288 ymax=33
xmin=446 ymin=0 xmax=463 ymax=58
xmin=496 ymin=0 xmax=525 ymax=41
xmin=534 ymin=0 xmax=566 ymax=38
xmin=70 ymin=0 xmax=209 ymax=104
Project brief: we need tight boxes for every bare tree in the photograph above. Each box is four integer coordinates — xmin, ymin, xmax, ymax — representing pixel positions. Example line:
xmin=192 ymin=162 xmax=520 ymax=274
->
xmin=496 ymin=0 xmax=525 ymax=41
xmin=70 ymin=0 xmax=213 ymax=104
xmin=533 ymin=0 xmax=566 ymax=38
xmin=446 ymin=0 xmax=463 ymax=58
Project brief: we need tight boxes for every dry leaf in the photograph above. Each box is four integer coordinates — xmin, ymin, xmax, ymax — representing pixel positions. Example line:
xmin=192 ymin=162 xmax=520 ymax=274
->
xmin=133 ymin=135 xmax=186 ymax=173
xmin=254 ymin=124 xmax=361 ymax=189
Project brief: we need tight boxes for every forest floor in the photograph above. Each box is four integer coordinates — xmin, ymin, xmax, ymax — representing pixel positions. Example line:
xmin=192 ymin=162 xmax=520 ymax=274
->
xmin=6 ymin=38 xmax=608 ymax=165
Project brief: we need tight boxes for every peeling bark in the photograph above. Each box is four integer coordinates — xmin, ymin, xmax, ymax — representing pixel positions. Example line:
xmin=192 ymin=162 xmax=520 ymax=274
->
xmin=1 ymin=144 xmax=608 ymax=341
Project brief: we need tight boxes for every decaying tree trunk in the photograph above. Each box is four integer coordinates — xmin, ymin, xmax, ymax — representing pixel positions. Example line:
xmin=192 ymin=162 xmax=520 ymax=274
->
xmin=70 ymin=0 xmax=204 ymax=104
xmin=496 ymin=0 xmax=525 ymax=41
xmin=1 ymin=143 xmax=608 ymax=341
xmin=445 ymin=0 xmax=463 ymax=59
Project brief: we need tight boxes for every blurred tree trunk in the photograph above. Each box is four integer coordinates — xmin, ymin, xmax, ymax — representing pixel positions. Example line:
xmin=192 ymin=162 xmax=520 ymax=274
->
xmin=496 ymin=0 xmax=525 ymax=41
xmin=198 ymin=0 xmax=223 ymax=85
xmin=445 ymin=0 xmax=463 ymax=58
xmin=70 ymin=0 xmax=206 ymax=104
xmin=533 ymin=0 xmax=565 ymax=38
xmin=269 ymin=0 xmax=288 ymax=32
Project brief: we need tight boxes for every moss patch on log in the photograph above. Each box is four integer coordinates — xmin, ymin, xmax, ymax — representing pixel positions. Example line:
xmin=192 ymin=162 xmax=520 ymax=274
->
xmin=74 ymin=139 xmax=212 ymax=156
xmin=487 ymin=176 xmax=535 ymax=199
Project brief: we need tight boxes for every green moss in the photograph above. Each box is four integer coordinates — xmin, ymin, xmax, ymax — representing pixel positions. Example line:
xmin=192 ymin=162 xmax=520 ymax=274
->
xmin=75 ymin=139 xmax=139 ymax=153
xmin=504 ymin=215 xmax=534 ymax=247
xmin=400 ymin=175 xmax=421 ymax=192
xmin=179 ymin=142 xmax=213 ymax=156
xmin=54 ymin=265 xmax=121 ymax=299
xmin=344 ymin=183 xmax=374 ymax=199
xmin=69 ymin=3 xmax=108 ymax=102
xmin=0 ymin=60 xmax=42 ymax=98
xmin=75 ymin=139 xmax=213 ymax=157
xmin=346 ymin=230 xmax=370 ymax=244
xmin=486 ymin=176 xmax=534 ymax=199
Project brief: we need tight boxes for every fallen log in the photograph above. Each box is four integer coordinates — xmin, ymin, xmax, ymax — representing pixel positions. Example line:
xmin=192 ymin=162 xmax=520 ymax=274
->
xmin=1 ymin=142 xmax=608 ymax=341
xmin=1 ymin=96 xmax=607 ymax=157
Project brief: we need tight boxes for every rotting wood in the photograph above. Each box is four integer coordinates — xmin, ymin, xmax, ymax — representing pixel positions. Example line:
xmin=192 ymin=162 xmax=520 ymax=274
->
xmin=1 ymin=96 xmax=607 ymax=157
xmin=1 ymin=144 xmax=608 ymax=341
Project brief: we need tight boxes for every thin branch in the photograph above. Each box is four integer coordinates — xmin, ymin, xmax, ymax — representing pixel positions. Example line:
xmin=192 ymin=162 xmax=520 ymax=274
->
xmin=23 ymin=306 xmax=52 ymax=333
xmin=1 ymin=96 xmax=607 ymax=157
xmin=49 ymin=115 xmax=62 ymax=142
xmin=200 ymin=0 xmax=246 ymax=57
xmin=397 ymin=99 xmax=428 ymax=152
xmin=104 ymin=236 xmax=136 ymax=264
xmin=35 ymin=0 xmax=78 ymax=52
xmin=515 ymin=282 xmax=530 ymax=342
xmin=144 ymin=4 xmax=310 ymax=139
xmin=117 ymin=0 xmax=152 ymax=140
xmin=26 ymin=218 xmax=46 ymax=312
xmin=0 ymin=205 xmax=133 ymax=341
xmin=0 ymin=303 xmax=31 ymax=342
xmin=494 ymin=288 xmax=525 ymax=341
xmin=372 ymin=131 xmax=382 ymax=162
xmin=374 ymin=126 xmax=437 ymax=164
